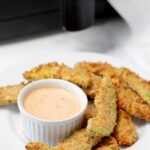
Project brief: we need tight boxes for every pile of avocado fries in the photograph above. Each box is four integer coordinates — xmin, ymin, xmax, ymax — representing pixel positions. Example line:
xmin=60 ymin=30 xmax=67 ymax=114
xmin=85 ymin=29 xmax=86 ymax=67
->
xmin=1 ymin=61 xmax=150 ymax=150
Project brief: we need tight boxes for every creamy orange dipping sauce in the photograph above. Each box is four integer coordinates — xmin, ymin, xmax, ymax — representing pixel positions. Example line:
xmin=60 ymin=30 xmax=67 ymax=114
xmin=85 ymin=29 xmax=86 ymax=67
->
xmin=23 ymin=86 xmax=82 ymax=121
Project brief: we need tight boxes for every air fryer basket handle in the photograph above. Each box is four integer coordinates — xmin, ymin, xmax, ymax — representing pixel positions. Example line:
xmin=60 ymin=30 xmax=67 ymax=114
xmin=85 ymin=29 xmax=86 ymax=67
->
xmin=61 ymin=0 xmax=95 ymax=31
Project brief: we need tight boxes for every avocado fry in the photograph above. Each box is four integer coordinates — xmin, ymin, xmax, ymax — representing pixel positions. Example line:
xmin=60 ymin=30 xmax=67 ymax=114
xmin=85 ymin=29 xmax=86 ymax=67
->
xmin=25 ymin=142 xmax=58 ymax=150
xmin=83 ymin=74 xmax=102 ymax=99
xmin=95 ymin=136 xmax=120 ymax=150
xmin=114 ymin=78 xmax=150 ymax=121
xmin=87 ymin=75 xmax=117 ymax=138
xmin=23 ymin=62 xmax=91 ymax=89
xmin=0 ymin=82 xmax=26 ymax=106
xmin=113 ymin=109 xmax=137 ymax=146
xmin=83 ymin=101 xmax=97 ymax=127
xmin=26 ymin=129 xmax=101 ymax=150
xmin=75 ymin=61 xmax=120 ymax=78
xmin=120 ymin=67 xmax=150 ymax=105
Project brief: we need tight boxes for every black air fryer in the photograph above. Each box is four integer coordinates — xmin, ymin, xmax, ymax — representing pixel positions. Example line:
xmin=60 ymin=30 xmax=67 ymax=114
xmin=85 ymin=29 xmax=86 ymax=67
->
xmin=0 ymin=0 xmax=118 ymax=41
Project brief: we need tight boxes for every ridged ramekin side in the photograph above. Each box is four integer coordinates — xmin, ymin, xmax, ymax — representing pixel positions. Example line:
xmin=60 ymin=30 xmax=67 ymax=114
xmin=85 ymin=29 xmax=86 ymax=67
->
xmin=21 ymin=113 xmax=84 ymax=145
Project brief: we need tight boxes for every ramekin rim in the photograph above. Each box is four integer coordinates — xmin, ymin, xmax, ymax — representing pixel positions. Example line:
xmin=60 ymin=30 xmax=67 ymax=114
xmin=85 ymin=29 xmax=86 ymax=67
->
xmin=17 ymin=79 xmax=88 ymax=124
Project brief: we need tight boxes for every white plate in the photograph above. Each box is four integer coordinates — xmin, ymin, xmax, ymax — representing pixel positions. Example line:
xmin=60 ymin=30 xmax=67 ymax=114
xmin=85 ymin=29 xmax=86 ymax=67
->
xmin=0 ymin=51 xmax=149 ymax=150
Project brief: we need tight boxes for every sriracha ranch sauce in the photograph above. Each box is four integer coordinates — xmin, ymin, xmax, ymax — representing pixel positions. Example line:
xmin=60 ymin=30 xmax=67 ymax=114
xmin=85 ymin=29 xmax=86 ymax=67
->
xmin=23 ymin=86 xmax=82 ymax=121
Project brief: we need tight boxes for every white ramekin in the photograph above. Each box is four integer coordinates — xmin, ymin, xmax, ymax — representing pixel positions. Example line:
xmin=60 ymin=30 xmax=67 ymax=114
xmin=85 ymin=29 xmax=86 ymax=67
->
xmin=18 ymin=79 xmax=88 ymax=146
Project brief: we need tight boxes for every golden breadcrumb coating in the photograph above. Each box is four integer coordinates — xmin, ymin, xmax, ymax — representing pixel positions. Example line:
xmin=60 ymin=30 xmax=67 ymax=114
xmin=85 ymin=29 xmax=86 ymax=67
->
xmin=75 ymin=62 xmax=120 ymax=78
xmin=120 ymin=67 xmax=150 ymax=105
xmin=113 ymin=109 xmax=137 ymax=146
xmin=2 ymin=61 xmax=149 ymax=149
xmin=83 ymin=101 xmax=97 ymax=127
xmin=95 ymin=136 xmax=120 ymax=150
xmin=60 ymin=64 xmax=91 ymax=88
xmin=26 ymin=136 xmax=120 ymax=150
xmin=114 ymin=78 xmax=150 ymax=121
xmin=83 ymin=74 xmax=101 ymax=98
xmin=26 ymin=129 xmax=101 ymax=150
xmin=87 ymin=75 xmax=117 ymax=138
xmin=77 ymin=63 xmax=150 ymax=121
xmin=23 ymin=62 xmax=62 ymax=81
xmin=75 ymin=62 xmax=120 ymax=99
xmin=57 ymin=129 xmax=100 ymax=150
xmin=23 ymin=63 xmax=91 ymax=89
xmin=25 ymin=142 xmax=58 ymax=150
xmin=0 ymin=82 xmax=26 ymax=106
xmin=84 ymin=101 xmax=97 ymax=121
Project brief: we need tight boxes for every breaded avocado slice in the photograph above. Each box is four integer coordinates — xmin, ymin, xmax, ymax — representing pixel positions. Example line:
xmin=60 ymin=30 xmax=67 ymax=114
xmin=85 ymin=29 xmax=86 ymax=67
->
xmin=113 ymin=109 xmax=137 ymax=146
xmin=87 ymin=75 xmax=117 ymax=138
xmin=120 ymin=67 xmax=150 ymax=105
xmin=26 ymin=129 xmax=101 ymax=150
xmin=0 ymin=82 xmax=26 ymax=106
xmin=23 ymin=62 xmax=91 ymax=89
